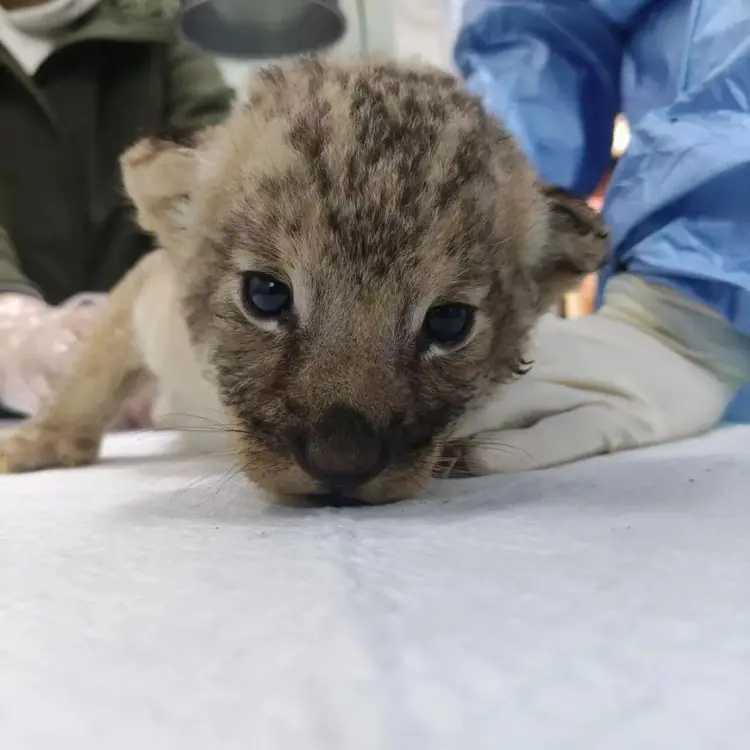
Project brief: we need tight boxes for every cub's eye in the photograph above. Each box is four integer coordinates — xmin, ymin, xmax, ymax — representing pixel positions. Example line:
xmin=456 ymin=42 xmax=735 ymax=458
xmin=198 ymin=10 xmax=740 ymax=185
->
xmin=421 ymin=304 xmax=475 ymax=349
xmin=242 ymin=272 xmax=292 ymax=319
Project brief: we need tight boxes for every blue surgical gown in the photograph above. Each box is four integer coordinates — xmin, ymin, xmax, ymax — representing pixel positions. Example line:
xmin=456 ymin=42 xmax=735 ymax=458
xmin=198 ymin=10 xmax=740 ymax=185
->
xmin=452 ymin=0 xmax=750 ymax=419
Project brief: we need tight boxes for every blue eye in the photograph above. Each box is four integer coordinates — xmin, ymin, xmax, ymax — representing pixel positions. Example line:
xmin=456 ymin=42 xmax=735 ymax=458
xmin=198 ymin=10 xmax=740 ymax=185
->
xmin=422 ymin=304 xmax=475 ymax=348
xmin=242 ymin=272 xmax=292 ymax=319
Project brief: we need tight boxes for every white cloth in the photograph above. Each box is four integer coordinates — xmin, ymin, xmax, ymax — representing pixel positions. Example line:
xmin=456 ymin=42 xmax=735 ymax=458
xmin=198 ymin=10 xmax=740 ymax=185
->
xmin=0 ymin=0 xmax=100 ymax=74
xmin=1 ymin=424 xmax=750 ymax=749
xmin=453 ymin=274 xmax=750 ymax=473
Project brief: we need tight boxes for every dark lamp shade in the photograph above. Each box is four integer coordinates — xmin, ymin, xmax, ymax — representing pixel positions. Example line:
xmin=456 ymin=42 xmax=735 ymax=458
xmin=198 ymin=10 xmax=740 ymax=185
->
xmin=178 ymin=0 xmax=347 ymax=59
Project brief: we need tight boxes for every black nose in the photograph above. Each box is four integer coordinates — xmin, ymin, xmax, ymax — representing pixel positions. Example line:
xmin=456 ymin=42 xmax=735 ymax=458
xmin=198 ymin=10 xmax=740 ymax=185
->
xmin=289 ymin=405 xmax=389 ymax=489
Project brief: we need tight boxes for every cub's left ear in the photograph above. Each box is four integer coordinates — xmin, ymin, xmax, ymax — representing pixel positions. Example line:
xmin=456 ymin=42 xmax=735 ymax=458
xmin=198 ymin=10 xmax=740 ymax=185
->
xmin=531 ymin=184 xmax=610 ymax=310
xmin=120 ymin=126 xmax=210 ymax=253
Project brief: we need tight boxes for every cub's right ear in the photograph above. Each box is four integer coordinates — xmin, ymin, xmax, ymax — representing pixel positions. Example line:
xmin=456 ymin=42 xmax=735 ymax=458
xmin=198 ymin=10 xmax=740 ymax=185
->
xmin=120 ymin=126 xmax=206 ymax=250
xmin=530 ymin=184 xmax=610 ymax=311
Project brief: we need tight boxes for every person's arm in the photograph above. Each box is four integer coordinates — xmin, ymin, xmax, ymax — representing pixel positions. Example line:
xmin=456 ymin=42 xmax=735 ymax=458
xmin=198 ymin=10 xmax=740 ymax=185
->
xmin=0 ymin=227 xmax=47 ymax=415
xmin=452 ymin=0 xmax=637 ymax=196
xmin=0 ymin=225 xmax=40 ymax=297
xmin=447 ymin=1 xmax=750 ymax=470
xmin=0 ymin=225 xmax=108 ymax=416
xmin=163 ymin=35 xmax=235 ymax=131
xmin=601 ymin=73 xmax=750 ymax=337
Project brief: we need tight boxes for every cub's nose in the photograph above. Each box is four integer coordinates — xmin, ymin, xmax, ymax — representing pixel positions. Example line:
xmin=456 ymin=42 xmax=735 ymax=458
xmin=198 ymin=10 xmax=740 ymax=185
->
xmin=289 ymin=405 xmax=389 ymax=489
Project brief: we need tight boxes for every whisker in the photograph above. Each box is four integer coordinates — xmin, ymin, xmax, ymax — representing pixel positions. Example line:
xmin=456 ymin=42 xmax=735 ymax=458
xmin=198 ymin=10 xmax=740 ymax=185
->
xmin=159 ymin=412 xmax=239 ymax=431
xmin=211 ymin=463 xmax=247 ymax=499
xmin=432 ymin=461 xmax=477 ymax=480
xmin=468 ymin=438 xmax=532 ymax=463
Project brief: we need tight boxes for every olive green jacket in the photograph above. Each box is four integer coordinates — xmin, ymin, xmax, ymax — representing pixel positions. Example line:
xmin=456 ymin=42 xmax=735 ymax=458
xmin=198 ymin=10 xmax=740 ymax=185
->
xmin=0 ymin=0 xmax=234 ymax=304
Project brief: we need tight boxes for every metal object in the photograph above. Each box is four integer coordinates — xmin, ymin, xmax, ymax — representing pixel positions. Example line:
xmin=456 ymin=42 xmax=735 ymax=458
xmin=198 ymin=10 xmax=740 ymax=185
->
xmin=178 ymin=0 xmax=347 ymax=59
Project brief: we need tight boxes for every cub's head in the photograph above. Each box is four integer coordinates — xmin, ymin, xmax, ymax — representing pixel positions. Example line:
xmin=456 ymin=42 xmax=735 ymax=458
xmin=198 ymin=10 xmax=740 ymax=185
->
xmin=121 ymin=56 xmax=607 ymax=504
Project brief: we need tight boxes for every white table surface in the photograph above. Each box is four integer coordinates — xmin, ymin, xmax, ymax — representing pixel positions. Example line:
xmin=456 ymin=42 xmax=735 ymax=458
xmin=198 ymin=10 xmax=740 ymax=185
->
xmin=1 ymin=425 xmax=749 ymax=749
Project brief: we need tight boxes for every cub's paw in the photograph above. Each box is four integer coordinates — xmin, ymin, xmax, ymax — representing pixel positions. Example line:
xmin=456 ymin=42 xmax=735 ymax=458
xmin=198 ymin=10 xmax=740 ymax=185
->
xmin=0 ymin=424 xmax=99 ymax=474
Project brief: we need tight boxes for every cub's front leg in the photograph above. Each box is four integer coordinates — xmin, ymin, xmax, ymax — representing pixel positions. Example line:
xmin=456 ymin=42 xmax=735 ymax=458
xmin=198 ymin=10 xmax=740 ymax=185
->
xmin=0 ymin=251 xmax=165 ymax=475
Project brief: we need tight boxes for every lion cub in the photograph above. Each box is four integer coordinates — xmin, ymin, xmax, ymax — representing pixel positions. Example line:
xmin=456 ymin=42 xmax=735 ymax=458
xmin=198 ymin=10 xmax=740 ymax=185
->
xmin=0 ymin=56 xmax=607 ymax=504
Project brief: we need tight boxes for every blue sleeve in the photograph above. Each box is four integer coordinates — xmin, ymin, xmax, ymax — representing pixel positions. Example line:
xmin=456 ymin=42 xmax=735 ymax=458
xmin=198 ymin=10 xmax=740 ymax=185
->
xmin=597 ymin=0 xmax=750 ymax=338
xmin=452 ymin=0 xmax=629 ymax=196
xmin=603 ymin=75 xmax=750 ymax=335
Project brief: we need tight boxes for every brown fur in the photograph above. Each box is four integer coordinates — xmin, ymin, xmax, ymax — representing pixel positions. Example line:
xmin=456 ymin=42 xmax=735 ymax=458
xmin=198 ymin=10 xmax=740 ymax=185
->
xmin=0 ymin=56 xmax=608 ymax=504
